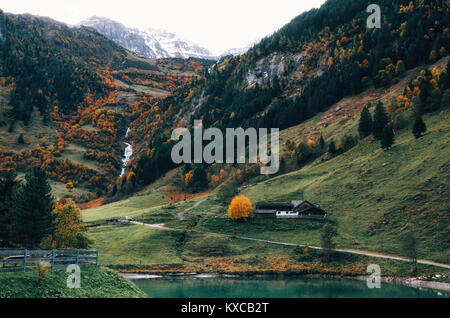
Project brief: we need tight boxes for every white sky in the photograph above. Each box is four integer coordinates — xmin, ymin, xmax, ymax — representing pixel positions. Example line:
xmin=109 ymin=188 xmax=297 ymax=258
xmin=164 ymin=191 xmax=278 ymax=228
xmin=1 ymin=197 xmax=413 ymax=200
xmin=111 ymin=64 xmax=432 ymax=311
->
xmin=1 ymin=0 xmax=326 ymax=56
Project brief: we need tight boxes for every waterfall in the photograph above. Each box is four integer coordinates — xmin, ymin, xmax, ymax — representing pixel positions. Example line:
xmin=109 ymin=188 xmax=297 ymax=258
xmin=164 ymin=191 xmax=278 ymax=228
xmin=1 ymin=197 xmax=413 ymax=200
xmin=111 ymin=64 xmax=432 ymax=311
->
xmin=120 ymin=128 xmax=133 ymax=177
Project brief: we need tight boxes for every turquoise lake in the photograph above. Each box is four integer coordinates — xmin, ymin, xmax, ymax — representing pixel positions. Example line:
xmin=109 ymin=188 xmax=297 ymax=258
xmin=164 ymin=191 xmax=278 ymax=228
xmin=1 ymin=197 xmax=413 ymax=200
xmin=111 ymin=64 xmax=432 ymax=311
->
xmin=131 ymin=276 xmax=448 ymax=298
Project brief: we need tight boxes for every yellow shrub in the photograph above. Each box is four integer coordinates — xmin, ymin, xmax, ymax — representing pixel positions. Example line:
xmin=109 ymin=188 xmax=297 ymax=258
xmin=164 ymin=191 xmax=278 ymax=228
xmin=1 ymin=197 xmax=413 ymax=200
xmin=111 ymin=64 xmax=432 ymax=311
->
xmin=228 ymin=196 xmax=254 ymax=221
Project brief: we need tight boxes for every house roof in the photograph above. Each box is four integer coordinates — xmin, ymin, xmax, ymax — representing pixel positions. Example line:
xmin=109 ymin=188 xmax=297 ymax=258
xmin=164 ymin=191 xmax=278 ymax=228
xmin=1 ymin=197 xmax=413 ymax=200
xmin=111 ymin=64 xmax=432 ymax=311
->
xmin=254 ymin=210 xmax=277 ymax=214
xmin=255 ymin=200 xmax=326 ymax=215
xmin=255 ymin=203 xmax=294 ymax=210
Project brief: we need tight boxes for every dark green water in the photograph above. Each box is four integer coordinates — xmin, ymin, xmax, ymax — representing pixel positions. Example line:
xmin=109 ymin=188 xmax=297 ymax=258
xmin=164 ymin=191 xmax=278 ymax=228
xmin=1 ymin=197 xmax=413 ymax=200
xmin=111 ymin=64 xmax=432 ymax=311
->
xmin=131 ymin=276 xmax=449 ymax=298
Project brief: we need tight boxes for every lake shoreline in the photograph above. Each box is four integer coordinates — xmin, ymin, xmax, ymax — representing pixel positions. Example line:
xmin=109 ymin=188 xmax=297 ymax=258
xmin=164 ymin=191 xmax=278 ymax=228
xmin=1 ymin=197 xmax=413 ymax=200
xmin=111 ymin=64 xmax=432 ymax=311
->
xmin=121 ymin=272 xmax=450 ymax=292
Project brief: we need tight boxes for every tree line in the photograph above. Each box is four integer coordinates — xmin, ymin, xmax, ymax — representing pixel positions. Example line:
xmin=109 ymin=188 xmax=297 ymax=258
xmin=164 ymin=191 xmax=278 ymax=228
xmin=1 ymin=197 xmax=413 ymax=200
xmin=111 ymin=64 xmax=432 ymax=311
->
xmin=0 ymin=166 xmax=90 ymax=249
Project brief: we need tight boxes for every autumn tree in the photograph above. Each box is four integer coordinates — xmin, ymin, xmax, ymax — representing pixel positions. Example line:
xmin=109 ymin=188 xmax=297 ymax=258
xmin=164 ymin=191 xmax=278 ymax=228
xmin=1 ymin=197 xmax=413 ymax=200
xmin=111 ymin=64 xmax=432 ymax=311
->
xmin=126 ymin=171 xmax=137 ymax=186
xmin=185 ymin=170 xmax=193 ymax=188
xmin=307 ymin=139 xmax=316 ymax=148
xmin=41 ymin=199 xmax=91 ymax=249
xmin=412 ymin=115 xmax=426 ymax=139
xmin=228 ymin=195 xmax=254 ymax=221
xmin=358 ymin=105 xmax=373 ymax=138
xmin=65 ymin=181 xmax=74 ymax=192
xmin=10 ymin=166 xmax=55 ymax=248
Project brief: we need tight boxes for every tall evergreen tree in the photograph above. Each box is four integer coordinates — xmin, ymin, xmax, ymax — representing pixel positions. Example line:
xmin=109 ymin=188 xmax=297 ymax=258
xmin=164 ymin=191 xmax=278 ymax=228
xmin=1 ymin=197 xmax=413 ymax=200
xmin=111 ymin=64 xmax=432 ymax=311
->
xmin=328 ymin=141 xmax=336 ymax=154
xmin=0 ymin=169 xmax=18 ymax=247
xmin=412 ymin=115 xmax=427 ymax=139
xmin=418 ymin=69 xmax=434 ymax=113
xmin=192 ymin=164 xmax=208 ymax=191
xmin=373 ymin=101 xmax=389 ymax=139
xmin=319 ymin=135 xmax=325 ymax=149
xmin=439 ymin=60 xmax=450 ymax=90
xmin=358 ymin=105 xmax=373 ymax=138
xmin=442 ymin=89 xmax=450 ymax=109
xmin=10 ymin=166 xmax=55 ymax=248
xmin=381 ymin=125 xmax=395 ymax=150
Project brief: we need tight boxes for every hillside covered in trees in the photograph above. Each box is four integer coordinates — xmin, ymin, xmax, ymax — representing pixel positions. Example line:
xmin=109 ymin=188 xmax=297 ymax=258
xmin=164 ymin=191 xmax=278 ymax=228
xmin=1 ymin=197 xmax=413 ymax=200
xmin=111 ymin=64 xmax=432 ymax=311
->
xmin=0 ymin=9 xmax=212 ymax=202
xmin=0 ymin=0 xmax=449 ymax=206
xmin=128 ymin=0 xmax=449 ymax=192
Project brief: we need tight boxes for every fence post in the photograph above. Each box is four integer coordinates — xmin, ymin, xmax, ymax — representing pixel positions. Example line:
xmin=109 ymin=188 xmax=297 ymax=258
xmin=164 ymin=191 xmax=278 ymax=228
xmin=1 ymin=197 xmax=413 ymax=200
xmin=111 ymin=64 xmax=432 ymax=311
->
xmin=51 ymin=249 xmax=55 ymax=270
xmin=95 ymin=250 xmax=98 ymax=267
xmin=76 ymin=249 xmax=79 ymax=265
xmin=23 ymin=249 xmax=27 ymax=272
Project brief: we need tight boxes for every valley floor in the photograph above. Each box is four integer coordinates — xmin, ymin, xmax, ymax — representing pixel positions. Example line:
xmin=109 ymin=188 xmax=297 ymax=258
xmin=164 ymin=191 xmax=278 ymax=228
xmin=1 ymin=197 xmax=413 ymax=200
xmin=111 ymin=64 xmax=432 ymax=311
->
xmin=82 ymin=85 xmax=449 ymax=286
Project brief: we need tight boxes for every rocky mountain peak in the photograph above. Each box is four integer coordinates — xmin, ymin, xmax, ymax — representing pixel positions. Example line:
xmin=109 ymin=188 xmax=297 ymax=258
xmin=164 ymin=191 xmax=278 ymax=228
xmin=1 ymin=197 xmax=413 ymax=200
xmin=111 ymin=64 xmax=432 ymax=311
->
xmin=80 ymin=16 xmax=217 ymax=60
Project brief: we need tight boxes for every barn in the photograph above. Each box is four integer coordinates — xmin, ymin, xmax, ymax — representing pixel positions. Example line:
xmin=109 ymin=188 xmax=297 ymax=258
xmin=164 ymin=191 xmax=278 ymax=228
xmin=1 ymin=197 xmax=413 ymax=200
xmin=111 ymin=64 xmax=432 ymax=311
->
xmin=254 ymin=200 xmax=326 ymax=220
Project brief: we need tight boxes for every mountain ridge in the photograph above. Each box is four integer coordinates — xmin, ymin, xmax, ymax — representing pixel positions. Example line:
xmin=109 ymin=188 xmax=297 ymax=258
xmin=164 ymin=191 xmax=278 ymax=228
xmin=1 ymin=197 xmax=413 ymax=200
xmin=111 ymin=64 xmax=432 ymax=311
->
xmin=80 ymin=16 xmax=218 ymax=60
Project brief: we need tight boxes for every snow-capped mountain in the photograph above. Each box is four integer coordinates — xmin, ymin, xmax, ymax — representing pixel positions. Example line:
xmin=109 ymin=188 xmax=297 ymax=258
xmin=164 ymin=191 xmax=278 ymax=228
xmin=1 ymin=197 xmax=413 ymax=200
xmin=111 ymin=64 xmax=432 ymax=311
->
xmin=80 ymin=17 xmax=217 ymax=60
xmin=219 ymin=39 xmax=261 ymax=57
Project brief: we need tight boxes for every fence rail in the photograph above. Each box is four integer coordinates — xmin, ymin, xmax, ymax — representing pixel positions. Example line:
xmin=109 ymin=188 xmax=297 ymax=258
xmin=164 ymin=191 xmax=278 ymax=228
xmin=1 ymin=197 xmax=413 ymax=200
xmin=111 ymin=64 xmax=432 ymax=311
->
xmin=0 ymin=248 xmax=98 ymax=273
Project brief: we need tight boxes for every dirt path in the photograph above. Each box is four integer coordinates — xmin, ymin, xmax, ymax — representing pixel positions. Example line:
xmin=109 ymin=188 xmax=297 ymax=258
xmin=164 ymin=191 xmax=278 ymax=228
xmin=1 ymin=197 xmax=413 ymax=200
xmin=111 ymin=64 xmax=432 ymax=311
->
xmin=130 ymin=221 xmax=169 ymax=230
xmin=230 ymin=235 xmax=450 ymax=269
xmin=130 ymin=214 xmax=450 ymax=270
xmin=176 ymin=199 xmax=207 ymax=220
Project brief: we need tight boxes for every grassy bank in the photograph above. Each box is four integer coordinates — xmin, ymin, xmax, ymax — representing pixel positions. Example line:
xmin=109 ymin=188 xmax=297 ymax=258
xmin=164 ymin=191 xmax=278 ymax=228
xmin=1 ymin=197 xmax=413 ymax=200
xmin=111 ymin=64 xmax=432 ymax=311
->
xmin=0 ymin=267 xmax=146 ymax=298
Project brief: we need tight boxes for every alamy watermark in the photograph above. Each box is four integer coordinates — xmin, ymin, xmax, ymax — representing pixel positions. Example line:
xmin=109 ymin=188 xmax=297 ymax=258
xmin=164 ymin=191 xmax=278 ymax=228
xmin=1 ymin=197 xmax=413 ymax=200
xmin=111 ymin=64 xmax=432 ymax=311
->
xmin=66 ymin=264 xmax=81 ymax=289
xmin=171 ymin=120 xmax=280 ymax=175
xmin=367 ymin=4 xmax=381 ymax=29
xmin=367 ymin=264 xmax=381 ymax=288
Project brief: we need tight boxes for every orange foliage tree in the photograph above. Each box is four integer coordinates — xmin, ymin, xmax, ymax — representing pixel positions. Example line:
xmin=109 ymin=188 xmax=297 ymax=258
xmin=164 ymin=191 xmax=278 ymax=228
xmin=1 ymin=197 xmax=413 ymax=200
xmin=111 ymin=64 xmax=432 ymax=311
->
xmin=41 ymin=199 xmax=91 ymax=248
xmin=185 ymin=170 xmax=193 ymax=187
xmin=65 ymin=181 xmax=74 ymax=192
xmin=227 ymin=195 xmax=254 ymax=221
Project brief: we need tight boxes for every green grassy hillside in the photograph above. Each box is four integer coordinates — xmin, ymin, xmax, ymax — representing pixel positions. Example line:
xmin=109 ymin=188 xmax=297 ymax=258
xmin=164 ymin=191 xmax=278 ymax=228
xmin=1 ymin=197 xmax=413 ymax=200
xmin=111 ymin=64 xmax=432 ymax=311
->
xmin=0 ymin=267 xmax=146 ymax=298
xmin=82 ymin=105 xmax=449 ymax=273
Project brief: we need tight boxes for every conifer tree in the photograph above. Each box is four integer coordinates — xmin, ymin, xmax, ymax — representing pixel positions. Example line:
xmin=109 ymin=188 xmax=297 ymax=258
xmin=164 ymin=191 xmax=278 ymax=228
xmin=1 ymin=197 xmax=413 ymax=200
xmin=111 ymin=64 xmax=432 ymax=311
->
xmin=412 ymin=115 xmax=426 ymax=139
xmin=328 ymin=141 xmax=336 ymax=154
xmin=10 ymin=166 xmax=55 ymax=248
xmin=442 ymin=89 xmax=450 ymax=109
xmin=373 ymin=101 xmax=388 ymax=139
xmin=381 ymin=125 xmax=395 ymax=150
xmin=319 ymin=135 xmax=325 ymax=149
xmin=0 ymin=170 xmax=17 ymax=246
xmin=192 ymin=165 xmax=208 ymax=191
xmin=439 ymin=60 xmax=450 ymax=90
xmin=358 ymin=105 xmax=373 ymax=138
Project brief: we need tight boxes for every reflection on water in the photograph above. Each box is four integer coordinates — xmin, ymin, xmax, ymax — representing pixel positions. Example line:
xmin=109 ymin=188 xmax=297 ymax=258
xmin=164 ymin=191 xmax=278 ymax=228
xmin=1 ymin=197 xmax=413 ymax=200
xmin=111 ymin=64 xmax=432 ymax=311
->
xmin=131 ymin=276 xmax=448 ymax=298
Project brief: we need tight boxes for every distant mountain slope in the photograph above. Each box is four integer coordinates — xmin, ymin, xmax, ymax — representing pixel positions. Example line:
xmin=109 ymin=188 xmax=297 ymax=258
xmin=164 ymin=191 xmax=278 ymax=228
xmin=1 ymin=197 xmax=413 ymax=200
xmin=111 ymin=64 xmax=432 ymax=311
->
xmin=81 ymin=17 xmax=217 ymax=60
xmin=0 ymin=9 xmax=211 ymax=202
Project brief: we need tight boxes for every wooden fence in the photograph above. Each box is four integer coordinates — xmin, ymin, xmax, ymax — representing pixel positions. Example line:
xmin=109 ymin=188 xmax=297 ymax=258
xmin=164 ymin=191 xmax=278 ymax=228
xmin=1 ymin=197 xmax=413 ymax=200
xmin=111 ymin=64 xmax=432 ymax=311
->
xmin=0 ymin=249 xmax=98 ymax=273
